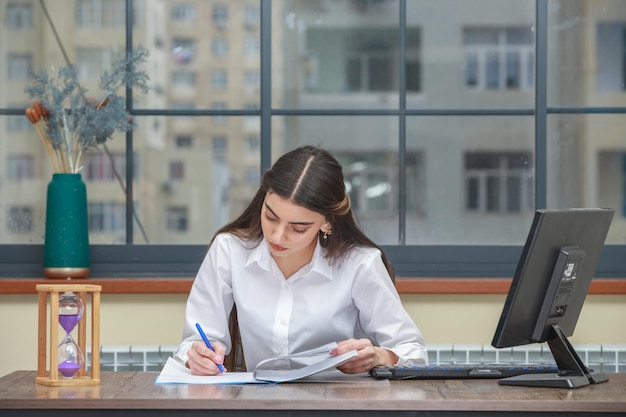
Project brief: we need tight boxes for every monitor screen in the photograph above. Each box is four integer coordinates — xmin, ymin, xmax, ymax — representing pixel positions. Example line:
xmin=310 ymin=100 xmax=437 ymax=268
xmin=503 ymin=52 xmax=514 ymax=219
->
xmin=491 ymin=208 xmax=614 ymax=388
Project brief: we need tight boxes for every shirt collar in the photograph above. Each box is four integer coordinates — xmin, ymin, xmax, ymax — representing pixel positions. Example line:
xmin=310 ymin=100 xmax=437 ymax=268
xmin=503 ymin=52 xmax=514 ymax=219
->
xmin=246 ymin=238 xmax=334 ymax=281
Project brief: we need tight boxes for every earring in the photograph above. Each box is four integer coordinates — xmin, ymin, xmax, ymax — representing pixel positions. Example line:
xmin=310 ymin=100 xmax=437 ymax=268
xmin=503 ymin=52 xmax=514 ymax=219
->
xmin=323 ymin=228 xmax=332 ymax=240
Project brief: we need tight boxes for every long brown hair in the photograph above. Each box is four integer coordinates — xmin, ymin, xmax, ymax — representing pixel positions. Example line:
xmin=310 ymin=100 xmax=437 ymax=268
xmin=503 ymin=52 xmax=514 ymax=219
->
xmin=214 ymin=145 xmax=394 ymax=370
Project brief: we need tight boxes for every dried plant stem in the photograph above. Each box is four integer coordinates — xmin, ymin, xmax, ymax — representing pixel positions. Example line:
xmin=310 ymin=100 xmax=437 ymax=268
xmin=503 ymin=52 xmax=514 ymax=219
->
xmin=57 ymin=146 xmax=66 ymax=173
xmin=33 ymin=121 xmax=59 ymax=173
xmin=61 ymin=112 xmax=73 ymax=173
xmin=73 ymin=136 xmax=82 ymax=172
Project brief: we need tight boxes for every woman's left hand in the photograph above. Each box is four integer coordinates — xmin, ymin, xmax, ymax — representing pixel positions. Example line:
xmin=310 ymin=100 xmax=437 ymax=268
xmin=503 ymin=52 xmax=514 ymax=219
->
xmin=330 ymin=338 xmax=398 ymax=374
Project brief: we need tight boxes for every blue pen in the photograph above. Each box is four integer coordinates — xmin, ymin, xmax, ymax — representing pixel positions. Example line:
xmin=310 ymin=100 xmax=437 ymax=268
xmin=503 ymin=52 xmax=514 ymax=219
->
xmin=195 ymin=322 xmax=225 ymax=373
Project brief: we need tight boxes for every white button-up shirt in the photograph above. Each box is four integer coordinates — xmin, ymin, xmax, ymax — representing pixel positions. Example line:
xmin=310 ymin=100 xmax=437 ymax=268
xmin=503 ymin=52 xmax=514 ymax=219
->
xmin=175 ymin=233 xmax=428 ymax=369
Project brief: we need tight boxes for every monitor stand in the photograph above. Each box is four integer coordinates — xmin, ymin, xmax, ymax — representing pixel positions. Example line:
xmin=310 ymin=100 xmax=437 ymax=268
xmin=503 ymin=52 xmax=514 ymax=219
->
xmin=498 ymin=324 xmax=609 ymax=388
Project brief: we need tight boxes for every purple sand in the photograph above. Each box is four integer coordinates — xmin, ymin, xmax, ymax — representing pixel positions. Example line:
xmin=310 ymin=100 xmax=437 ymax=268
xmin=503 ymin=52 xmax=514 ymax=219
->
xmin=58 ymin=360 xmax=82 ymax=377
xmin=59 ymin=314 xmax=80 ymax=333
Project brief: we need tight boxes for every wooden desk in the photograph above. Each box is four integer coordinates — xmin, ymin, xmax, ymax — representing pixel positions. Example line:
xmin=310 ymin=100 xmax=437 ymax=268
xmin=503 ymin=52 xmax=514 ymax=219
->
xmin=1 ymin=371 xmax=625 ymax=416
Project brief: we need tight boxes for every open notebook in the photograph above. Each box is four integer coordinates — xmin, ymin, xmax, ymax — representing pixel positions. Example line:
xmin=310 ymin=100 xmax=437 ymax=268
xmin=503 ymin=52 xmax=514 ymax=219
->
xmin=155 ymin=342 xmax=358 ymax=384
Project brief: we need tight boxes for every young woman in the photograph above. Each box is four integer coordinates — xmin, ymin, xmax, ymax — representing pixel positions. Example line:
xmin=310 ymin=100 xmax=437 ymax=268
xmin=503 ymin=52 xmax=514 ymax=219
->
xmin=175 ymin=145 xmax=428 ymax=375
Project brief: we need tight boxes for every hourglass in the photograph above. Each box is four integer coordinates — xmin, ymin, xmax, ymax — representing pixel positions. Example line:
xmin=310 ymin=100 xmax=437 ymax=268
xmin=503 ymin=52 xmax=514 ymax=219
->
xmin=36 ymin=283 xmax=101 ymax=386
xmin=57 ymin=291 xmax=85 ymax=377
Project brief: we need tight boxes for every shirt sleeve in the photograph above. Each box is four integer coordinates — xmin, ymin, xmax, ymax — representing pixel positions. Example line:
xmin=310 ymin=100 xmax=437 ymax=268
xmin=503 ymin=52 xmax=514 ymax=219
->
xmin=350 ymin=250 xmax=429 ymax=367
xmin=174 ymin=234 xmax=235 ymax=364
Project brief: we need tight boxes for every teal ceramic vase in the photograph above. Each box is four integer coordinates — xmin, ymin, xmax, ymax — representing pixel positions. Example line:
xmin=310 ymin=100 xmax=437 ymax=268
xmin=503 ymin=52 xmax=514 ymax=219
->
xmin=43 ymin=173 xmax=90 ymax=279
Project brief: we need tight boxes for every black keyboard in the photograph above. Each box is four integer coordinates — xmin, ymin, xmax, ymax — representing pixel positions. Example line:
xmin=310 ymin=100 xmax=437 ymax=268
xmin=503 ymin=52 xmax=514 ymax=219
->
xmin=369 ymin=364 xmax=559 ymax=380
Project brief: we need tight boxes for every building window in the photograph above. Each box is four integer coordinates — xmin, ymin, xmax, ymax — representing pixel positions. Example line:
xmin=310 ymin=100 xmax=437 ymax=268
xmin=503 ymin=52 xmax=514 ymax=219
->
xmin=463 ymin=27 xmax=534 ymax=91
xmin=212 ymin=5 xmax=228 ymax=29
xmin=465 ymin=152 xmax=533 ymax=213
xmin=173 ymin=135 xmax=194 ymax=148
xmin=244 ymin=5 xmax=259 ymax=30
xmin=172 ymin=39 xmax=196 ymax=64
xmin=171 ymin=71 xmax=196 ymax=87
xmin=306 ymin=28 xmax=420 ymax=93
xmin=169 ymin=161 xmax=185 ymax=180
xmin=88 ymin=202 xmax=126 ymax=233
xmin=7 ymin=206 xmax=33 ymax=233
xmin=5 ymin=2 xmax=33 ymax=29
xmin=596 ymin=22 xmax=626 ymax=91
xmin=212 ymin=38 xmax=229 ymax=57
xmin=7 ymin=155 xmax=34 ymax=181
xmin=7 ymin=53 xmax=32 ymax=80
xmin=212 ymin=102 xmax=227 ymax=122
xmin=166 ymin=207 xmax=188 ymax=232
xmin=244 ymin=37 xmax=260 ymax=56
xmin=405 ymin=152 xmax=425 ymax=215
xmin=83 ymin=152 xmax=126 ymax=182
xmin=346 ymin=46 xmax=393 ymax=92
xmin=212 ymin=70 xmax=228 ymax=90
xmin=337 ymin=152 xmax=398 ymax=214
xmin=213 ymin=135 xmax=227 ymax=156
xmin=171 ymin=5 xmax=196 ymax=22
xmin=76 ymin=0 xmax=125 ymax=28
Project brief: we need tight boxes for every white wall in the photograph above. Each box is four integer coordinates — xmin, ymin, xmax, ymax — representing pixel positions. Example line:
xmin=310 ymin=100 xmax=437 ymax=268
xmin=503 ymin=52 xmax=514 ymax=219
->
xmin=1 ymin=293 xmax=625 ymax=378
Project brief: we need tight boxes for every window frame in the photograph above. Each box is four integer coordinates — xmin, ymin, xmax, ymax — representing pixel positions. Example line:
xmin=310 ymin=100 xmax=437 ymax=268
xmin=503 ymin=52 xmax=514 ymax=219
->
xmin=464 ymin=151 xmax=534 ymax=214
xmin=463 ymin=26 xmax=534 ymax=91
xmin=7 ymin=53 xmax=32 ymax=80
xmin=7 ymin=154 xmax=34 ymax=181
xmin=5 ymin=2 xmax=33 ymax=30
xmin=1 ymin=0 xmax=625 ymax=280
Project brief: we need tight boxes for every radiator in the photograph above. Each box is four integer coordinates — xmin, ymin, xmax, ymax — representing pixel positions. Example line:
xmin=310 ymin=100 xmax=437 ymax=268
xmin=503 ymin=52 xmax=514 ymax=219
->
xmin=87 ymin=343 xmax=626 ymax=372
xmin=89 ymin=345 xmax=179 ymax=372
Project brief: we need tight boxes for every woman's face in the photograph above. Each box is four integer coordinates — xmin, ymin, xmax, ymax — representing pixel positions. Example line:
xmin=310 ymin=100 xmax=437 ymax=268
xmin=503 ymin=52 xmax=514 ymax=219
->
xmin=261 ymin=191 xmax=328 ymax=260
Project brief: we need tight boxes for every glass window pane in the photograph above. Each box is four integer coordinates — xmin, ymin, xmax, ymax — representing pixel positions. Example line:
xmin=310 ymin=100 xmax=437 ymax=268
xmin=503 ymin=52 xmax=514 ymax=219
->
xmin=408 ymin=0 xmax=534 ymax=109
xmin=506 ymin=51 xmax=520 ymax=89
xmin=275 ymin=0 xmax=400 ymax=109
xmin=549 ymin=0 xmax=626 ymax=105
xmin=486 ymin=176 xmax=500 ymax=211
xmin=407 ymin=116 xmax=534 ymax=244
xmin=139 ymin=0 xmax=260 ymax=109
xmin=273 ymin=115 xmax=400 ymax=244
xmin=1 ymin=0 xmax=625 ymax=277
xmin=465 ymin=52 xmax=479 ymax=87
xmin=133 ymin=116 xmax=260 ymax=244
xmin=548 ymin=114 xmax=625 ymax=244
xmin=486 ymin=51 xmax=500 ymax=89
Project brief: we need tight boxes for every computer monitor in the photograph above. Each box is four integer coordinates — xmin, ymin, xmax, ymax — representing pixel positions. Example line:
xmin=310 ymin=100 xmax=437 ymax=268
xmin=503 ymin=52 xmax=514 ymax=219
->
xmin=491 ymin=208 xmax=614 ymax=388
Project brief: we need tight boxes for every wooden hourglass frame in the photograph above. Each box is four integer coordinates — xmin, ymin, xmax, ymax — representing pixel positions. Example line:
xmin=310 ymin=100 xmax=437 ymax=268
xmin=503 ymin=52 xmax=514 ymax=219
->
xmin=36 ymin=283 xmax=101 ymax=386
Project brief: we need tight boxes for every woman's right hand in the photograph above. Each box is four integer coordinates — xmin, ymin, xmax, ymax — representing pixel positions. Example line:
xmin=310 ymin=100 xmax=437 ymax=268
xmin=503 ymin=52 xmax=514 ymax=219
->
xmin=186 ymin=340 xmax=227 ymax=375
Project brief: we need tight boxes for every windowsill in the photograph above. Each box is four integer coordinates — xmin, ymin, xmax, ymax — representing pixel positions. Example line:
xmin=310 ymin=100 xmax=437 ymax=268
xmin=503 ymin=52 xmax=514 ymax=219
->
xmin=0 ymin=277 xmax=624 ymax=295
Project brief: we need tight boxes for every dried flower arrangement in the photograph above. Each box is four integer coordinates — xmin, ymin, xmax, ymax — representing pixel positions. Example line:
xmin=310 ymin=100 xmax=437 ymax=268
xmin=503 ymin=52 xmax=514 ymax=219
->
xmin=24 ymin=48 xmax=151 ymax=174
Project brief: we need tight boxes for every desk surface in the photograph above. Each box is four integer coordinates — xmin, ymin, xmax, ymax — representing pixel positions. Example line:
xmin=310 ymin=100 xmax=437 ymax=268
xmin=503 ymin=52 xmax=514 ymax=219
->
xmin=1 ymin=371 xmax=625 ymax=416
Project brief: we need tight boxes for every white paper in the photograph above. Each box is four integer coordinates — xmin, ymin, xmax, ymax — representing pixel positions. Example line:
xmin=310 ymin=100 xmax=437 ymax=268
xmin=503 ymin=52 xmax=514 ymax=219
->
xmin=253 ymin=350 xmax=358 ymax=383
xmin=155 ymin=342 xmax=359 ymax=385
xmin=155 ymin=357 xmax=267 ymax=385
